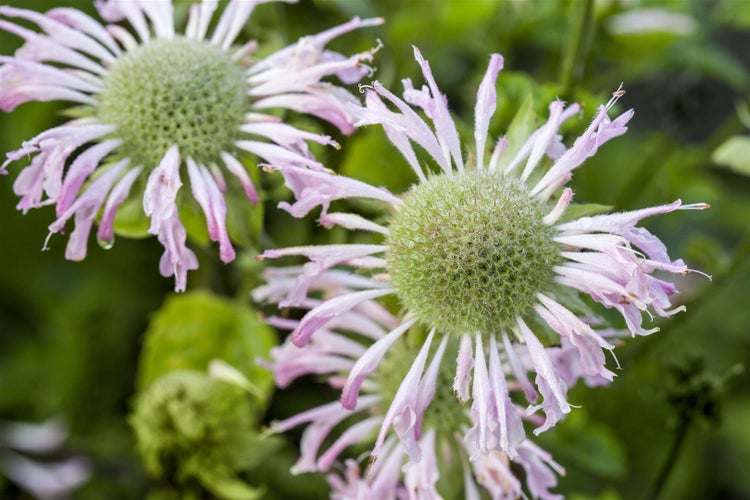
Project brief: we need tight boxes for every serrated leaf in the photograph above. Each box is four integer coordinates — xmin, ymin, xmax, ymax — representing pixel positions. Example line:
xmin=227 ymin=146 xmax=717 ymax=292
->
xmin=712 ymin=135 xmax=750 ymax=176
xmin=559 ymin=203 xmax=613 ymax=223
xmin=137 ymin=291 xmax=276 ymax=410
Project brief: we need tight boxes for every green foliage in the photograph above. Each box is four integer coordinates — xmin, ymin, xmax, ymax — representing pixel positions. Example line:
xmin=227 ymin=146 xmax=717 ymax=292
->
xmin=1 ymin=0 xmax=749 ymax=499
xmin=712 ymin=135 xmax=750 ymax=175
xmin=130 ymin=370 xmax=262 ymax=498
xmin=136 ymin=291 xmax=275 ymax=413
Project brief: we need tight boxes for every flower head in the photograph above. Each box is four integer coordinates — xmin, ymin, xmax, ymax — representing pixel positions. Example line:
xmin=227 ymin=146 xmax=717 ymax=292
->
xmin=254 ymin=276 xmax=578 ymax=498
xmin=0 ymin=1 xmax=382 ymax=290
xmin=256 ymin=46 xmax=709 ymax=491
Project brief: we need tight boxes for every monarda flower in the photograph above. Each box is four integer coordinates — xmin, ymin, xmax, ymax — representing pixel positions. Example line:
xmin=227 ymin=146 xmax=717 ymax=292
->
xmin=0 ymin=1 xmax=381 ymax=290
xmin=254 ymin=273 xmax=582 ymax=498
xmin=256 ymin=46 xmax=709 ymax=491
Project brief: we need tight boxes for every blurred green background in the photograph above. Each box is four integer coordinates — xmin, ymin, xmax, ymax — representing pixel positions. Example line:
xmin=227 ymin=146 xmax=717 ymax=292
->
xmin=1 ymin=0 xmax=748 ymax=498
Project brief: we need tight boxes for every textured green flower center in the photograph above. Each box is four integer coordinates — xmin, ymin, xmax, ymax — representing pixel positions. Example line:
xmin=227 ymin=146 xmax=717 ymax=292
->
xmin=98 ymin=37 xmax=247 ymax=168
xmin=387 ymin=172 xmax=561 ymax=336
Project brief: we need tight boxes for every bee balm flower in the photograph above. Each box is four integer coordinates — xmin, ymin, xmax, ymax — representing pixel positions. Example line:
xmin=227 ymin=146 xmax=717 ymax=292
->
xmin=0 ymin=1 xmax=382 ymax=290
xmin=257 ymin=47 xmax=708 ymax=487
xmin=253 ymin=271 xmax=581 ymax=498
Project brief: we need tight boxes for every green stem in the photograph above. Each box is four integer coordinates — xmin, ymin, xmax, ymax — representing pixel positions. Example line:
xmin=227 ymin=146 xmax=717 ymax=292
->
xmin=646 ymin=415 xmax=691 ymax=500
xmin=559 ymin=0 xmax=595 ymax=100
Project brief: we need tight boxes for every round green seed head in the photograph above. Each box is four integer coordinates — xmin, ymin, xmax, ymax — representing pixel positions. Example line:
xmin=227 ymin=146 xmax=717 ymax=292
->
xmin=129 ymin=370 xmax=254 ymax=482
xmin=386 ymin=171 xmax=561 ymax=336
xmin=98 ymin=37 xmax=247 ymax=168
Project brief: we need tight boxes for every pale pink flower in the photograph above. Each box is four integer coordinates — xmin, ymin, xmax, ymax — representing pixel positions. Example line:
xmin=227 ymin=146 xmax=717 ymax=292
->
xmin=256 ymin=278 xmax=573 ymax=498
xmin=0 ymin=1 xmax=382 ymax=290
xmin=257 ymin=46 xmax=708 ymax=484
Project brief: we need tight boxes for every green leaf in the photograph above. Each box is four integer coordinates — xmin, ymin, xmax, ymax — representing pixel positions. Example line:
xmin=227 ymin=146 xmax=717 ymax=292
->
xmin=136 ymin=291 xmax=276 ymax=411
xmin=712 ymin=135 xmax=750 ymax=176
xmin=178 ymin=196 xmax=211 ymax=246
xmin=539 ymin=410 xmax=627 ymax=480
xmin=224 ymin=181 xmax=263 ymax=248
xmin=112 ymin=180 xmax=150 ymax=238
xmin=339 ymin=126 xmax=416 ymax=193
xmin=559 ymin=203 xmax=613 ymax=223
xmin=494 ymin=93 xmax=538 ymax=174
xmin=199 ymin=471 xmax=263 ymax=500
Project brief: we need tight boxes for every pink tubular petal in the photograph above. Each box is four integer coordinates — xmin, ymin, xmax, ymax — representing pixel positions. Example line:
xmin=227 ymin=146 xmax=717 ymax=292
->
xmin=241 ymin=121 xmax=339 ymax=149
xmin=412 ymin=46 xmax=464 ymax=173
xmin=515 ymin=441 xmax=565 ymax=500
xmin=261 ymin=244 xmax=385 ymax=307
xmin=319 ymin=212 xmax=389 ymax=234
xmin=273 ymin=394 xmax=379 ymax=433
xmin=0 ymin=57 xmax=98 ymax=111
xmin=470 ymin=450 xmax=522 ymax=499
xmin=502 ymin=332 xmax=538 ymax=404
xmin=340 ymin=318 xmax=416 ymax=410
xmin=246 ymin=16 xmax=382 ymax=134
xmin=12 ymin=158 xmax=45 ymax=213
xmin=404 ymin=429 xmax=440 ymax=498
xmin=248 ymin=16 xmax=383 ymax=76
xmin=521 ymin=100 xmax=564 ymax=182
xmin=543 ymin=187 xmax=573 ymax=225
xmin=253 ymin=91 xmax=361 ymax=136
xmin=95 ymin=0 xmax=150 ymax=43
xmin=413 ymin=335 xmax=449 ymax=439
xmin=2 ymin=5 xmax=117 ymax=62
xmin=56 ymin=139 xmax=120 ymax=217
xmin=48 ymin=160 xmax=128 ymax=261
xmin=8 ymin=123 xmax=116 ymax=211
xmin=235 ymin=139 xmax=322 ymax=170
xmin=536 ymin=294 xmax=615 ymax=381
xmin=46 ymin=7 xmax=121 ymax=58
xmin=106 ymin=24 xmax=138 ymax=51
xmin=220 ymin=152 xmax=258 ymax=203
xmin=373 ymin=329 xmax=436 ymax=463
xmin=291 ymin=288 xmax=395 ymax=347
xmin=474 ymin=53 xmax=504 ymax=170
xmin=556 ymin=200 xmax=681 ymax=236
xmin=488 ymin=335 xmax=525 ymax=457
xmin=531 ymin=105 xmax=634 ymax=198
xmin=186 ymin=159 xmax=235 ymax=263
xmin=0 ymin=19 xmax=106 ymax=75
xmin=316 ymin=416 xmax=382 ymax=472
xmin=518 ymin=319 xmax=571 ymax=435
xmin=143 ymin=145 xmax=181 ymax=235
xmin=136 ymin=0 xmax=174 ymax=40
xmin=453 ymin=333 xmax=474 ymax=404
xmin=274 ymin=165 xmax=402 ymax=219
xmin=97 ymin=165 xmax=142 ymax=245
xmin=370 ymin=81 xmax=453 ymax=175
xmin=156 ymin=211 xmax=198 ymax=292
xmin=465 ymin=333 xmax=491 ymax=461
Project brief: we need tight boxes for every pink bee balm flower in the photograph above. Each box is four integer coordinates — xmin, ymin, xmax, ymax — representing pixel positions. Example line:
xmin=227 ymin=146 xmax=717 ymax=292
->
xmin=253 ymin=272 xmax=581 ymax=498
xmin=0 ymin=1 xmax=382 ymax=291
xmin=256 ymin=45 xmax=709 ymax=487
